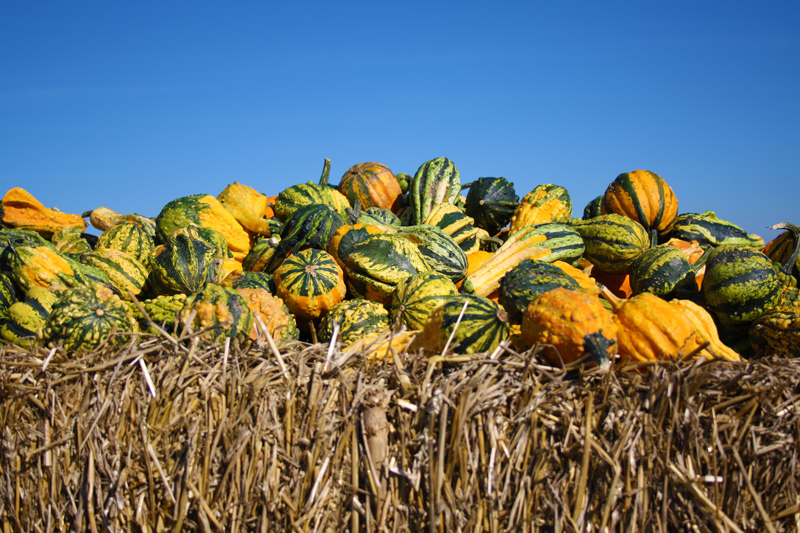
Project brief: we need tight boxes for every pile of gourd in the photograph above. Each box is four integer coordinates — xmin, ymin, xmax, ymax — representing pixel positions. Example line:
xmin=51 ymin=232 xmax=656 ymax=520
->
xmin=1 ymin=157 xmax=798 ymax=365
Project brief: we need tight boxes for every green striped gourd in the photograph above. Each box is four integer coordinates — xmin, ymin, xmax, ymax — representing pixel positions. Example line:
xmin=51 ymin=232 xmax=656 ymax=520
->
xmin=51 ymin=226 xmax=95 ymax=257
xmin=342 ymin=233 xmax=430 ymax=305
xmin=571 ymin=213 xmax=650 ymax=274
xmin=410 ymin=157 xmax=461 ymax=225
xmin=136 ymin=293 xmax=187 ymax=332
xmin=415 ymin=294 xmax=510 ymax=355
xmin=319 ymin=298 xmax=390 ymax=344
xmin=264 ymin=203 xmax=345 ymax=274
xmin=702 ymin=244 xmax=784 ymax=336
xmin=749 ymin=305 xmax=800 ymax=357
xmin=464 ymin=177 xmax=519 ymax=236
xmin=664 ymin=211 xmax=764 ymax=249
xmin=338 ymin=162 xmax=403 ymax=213
xmin=0 ymin=287 xmax=58 ymax=344
xmin=8 ymin=243 xmax=112 ymax=293
xmin=242 ymin=236 xmax=280 ymax=272
xmin=582 ymin=195 xmax=603 ymax=220
xmin=273 ymin=158 xmax=351 ymax=222
xmin=95 ymin=222 xmax=156 ymax=268
xmin=628 ymin=244 xmax=711 ymax=299
xmin=509 ymin=184 xmax=572 ymax=233
xmin=601 ymin=170 xmax=678 ymax=244
xmin=1 ymin=228 xmax=56 ymax=270
xmin=43 ymin=283 xmax=139 ymax=354
xmin=273 ymin=248 xmax=346 ymax=322
xmin=390 ymin=271 xmax=459 ymax=330
xmin=148 ymin=233 xmax=224 ymax=296
xmin=355 ymin=207 xmax=401 ymax=227
xmin=423 ymin=203 xmax=500 ymax=253
xmin=498 ymin=259 xmax=584 ymax=323
xmin=0 ymin=271 xmax=17 ymax=321
xmin=80 ymin=249 xmax=149 ymax=301
xmin=223 ymin=270 xmax=274 ymax=292
xmin=180 ymin=283 xmax=253 ymax=340
xmin=462 ymin=223 xmax=585 ymax=297
xmin=392 ymin=225 xmax=468 ymax=284
xmin=85 ymin=206 xmax=156 ymax=237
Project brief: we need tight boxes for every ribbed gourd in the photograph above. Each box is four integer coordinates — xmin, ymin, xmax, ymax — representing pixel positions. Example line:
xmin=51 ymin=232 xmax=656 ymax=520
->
xmin=392 ymin=225 xmax=468 ymax=284
xmin=390 ymin=271 xmax=459 ymax=330
xmin=273 ymin=248 xmax=346 ymax=323
xmin=242 ymin=236 xmax=280 ymax=272
xmin=51 ymin=226 xmax=95 ymax=257
xmin=319 ymin=298 xmax=390 ymax=344
xmin=749 ymin=306 xmax=800 ymax=357
xmin=410 ymin=157 xmax=461 ymax=225
xmin=148 ymin=233 xmax=224 ymax=296
xmin=628 ymin=244 xmax=710 ymax=299
xmin=664 ymin=211 xmax=764 ymax=249
xmin=222 ymin=270 xmax=274 ymax=292
xmin=498 ymin=259 xmax=584 ymax=324
xmin=0 ymin=187 xmax=86 ymax=237
xmin=423 ymin=203 xmax=496 ymax=253
xmin=236 ymin=288 xmax=299 ymax=341
xmin=415 ymin=294 xmax=510 ymax=355
xmin=0 ymin=287 xmax=58 ymax=344
xmin=520 ymin=287 xmax=617 ymax=367
xmin=763 ymin=222 xmax=800 ymax=281
xmin=180 ymin=283 xmax=253 ymax=340
xmin=155 ymin=193 xmax=251 ymax=260
xmin=338 ymin=162 xmax=403 ymax=213
xmin=353 ymin=206 xmax=402 ymax=227
xmin=264 ymin=203 xmax=345 ymax=274
xmin=0 ymin=271 xmax=17 ymax=322
xmin=8 ymin=242 xmax=111 ymax=293
xmin=43 ymin=283 xmax=139 ymax=354
xmin=462 ymin=223 xmax=585 ymax=297
xmin=509 ymin=184 xmax=572 ymax=233
xmin=273 ymin=158 xmax=351 ymax=222
xmin=571 ymin=213 xmax=651 ymax=274
xmin=1 ymin=228 xmax=56 ymax=270
xmin=95 ymin=222 xmax=155 ymax=267
xmin=601 ymin=170 xmax=678 ymax=245
xmin=341 ymin=233 xmax=430 ymax=305
xmin=216 ymin=181 xmax=276 ymax=235
xmin=463 ymin=177 xmax=519 ymax=237
xmin=80 ymin=249 xmax=150 ymax=301
xmin=327 ymin=223 xmax=385 ymax=270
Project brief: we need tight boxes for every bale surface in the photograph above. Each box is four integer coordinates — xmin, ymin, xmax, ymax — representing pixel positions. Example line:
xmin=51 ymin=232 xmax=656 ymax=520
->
xmin=1 ymin=329 xmax=799 ymax=532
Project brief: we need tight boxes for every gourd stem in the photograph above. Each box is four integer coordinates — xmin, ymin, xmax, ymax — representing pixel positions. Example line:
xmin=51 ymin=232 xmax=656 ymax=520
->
xmin=688 ymin=246 xmax=714 ymax=274
xmin=582 ymin=331 xmax=614 ymax=368
xmin=770 ymin=222 xmax=800 ymax=276
xmin=598 ymin=284 xmax=624 ymax=311
xmin=346 ymin=201 xmax=363 ymax=224
xmin=318 ymin=158 xmax=332 ymax=186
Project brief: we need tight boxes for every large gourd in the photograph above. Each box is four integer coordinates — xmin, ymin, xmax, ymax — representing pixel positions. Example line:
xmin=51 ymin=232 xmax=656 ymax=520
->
xmin=0 ymin=187 xmax=85 ymax=237
xmin=664 ymin=211 xmax=764 ymax=249
xmin=273 ymin=248 xmax=346 ymax=322
xmin=338 ymin=162 xmax=403 ymax=213
xmin=273 ymin=158 xmax=351 ymax=222
xmin=601 ymin=170 xmax=678 ymax=244
xmin=148 ymin=233 xmax=224 ymax=296
xmin=410 ymin=157 xmax=461 ymax=225
xmin=390 ymin=271 xmax=459 ymax=330
xmin=571 ymin=213 xmax=650 ymax=274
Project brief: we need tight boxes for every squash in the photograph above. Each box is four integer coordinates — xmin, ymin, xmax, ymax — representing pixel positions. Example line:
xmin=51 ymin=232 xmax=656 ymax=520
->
xmin=237 ymin=288 xmax=299 ymax=341
xmin=264 ymin=203 xmax=345 ymax=274
xmin=664 ymin=211 xmax=764 ymax=249
xmin=222 ymin=270 xmax=274 ymax=292
xmin=463 ymin=177 xmax=519 ymax=237
xmin=326 ymin=223 xmax=385 ymax=270
xmin=409 ymin=157 xmax=461 ymax=225
xmin=85 ymin=206 xmax=156 ymax=237
xmin=51 ymin=227 xmax=95 ymax=257
xmin=217 ymin=181 xmax=276 ymax=235
xmin=390 ymin=271 xmax=459 ymax=330
xmin=0 ymin=287 xmax=58 ymax=345
xmin=0 ymin=271 xmax=17 ymax=322
xmin=354 ymin=206 xmax=402 ymax=227
xmin=319 ymin=298 xmax=390 ymax=344
xmin=669 ymin=299 xmax=741 ymax=360
xmin=242 ymin=236 xmax=280 ymax=273
xmin=180 ymin=283 xmax=253 ymax=341
xmin=498 ymin=259 xmax=584 ymax=324
xmin=520 ymin=287 xmax=616 ymax=367
xmin=600 ymin=170 xmax=678 ymax=244
xmin=509 ymin=184 xmax=572 ymax=233
xmin=582 ymin=195 xmax=603 ymax=220
xmin=550 ymin=260 xmax=600 ymax=296
xmin=571 ymin=213 xmax=651 ymax=274
xmin=95 ymin=222 xmax=155 ymax=267
xmin=763 ymin=222 xmax=800 ymax=281
xmin=148 ymin=233 xmax=224 ymax=296
xmin=628 ymin=244 xmax=710 ymax=299
xmin=392 ymin=225 xmax=468 ymax=284
xmin=155 ymin=194 xmax=251 ymax=260
xmin=43 ymin=283 xmax=139 ymax=354
xmin=423 ymin=203 xmax=498 ymax=253
xmin=414 ymin=293 xmax=510 ymax=355
xmin=79 ymin=249 xmax=150 ymax=301
xmin=273 ymin=158 xmax=351 ymax=221
xmin=338 ymin=162 xmax=403 ymax=213
xmin=0 ymin=187 xmax=85 ymax=237
xmin=273 ymin=248 xmax=346 ymax=322
xmin=749 ymin=305 xmax=800 ymax=357
xmin=137 ymin=293 xmax=187 ymax=332
xmin=461 ymin=223 xmax=585 ymax=297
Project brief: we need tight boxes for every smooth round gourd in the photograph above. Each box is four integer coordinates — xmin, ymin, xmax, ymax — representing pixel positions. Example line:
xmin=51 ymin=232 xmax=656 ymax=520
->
xmin=572 ymin=214 xmax=650 ymax=274
xmin=415 ymin=294 xmax=510 ymax=355
xmin=338 ymin=162 xmax=403 ymax=213
xmin=601 ymin=170 xmax=678 ymax=240
xmin=464 ymin=177 xmax=519 ymax=237
xmin=390 ymin=271 xmax=459 ymax=330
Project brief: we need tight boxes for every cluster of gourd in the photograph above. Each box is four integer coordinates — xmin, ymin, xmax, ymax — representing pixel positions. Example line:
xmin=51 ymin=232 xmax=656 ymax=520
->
xmin=1 ymin=156 xmax=798 ymax=365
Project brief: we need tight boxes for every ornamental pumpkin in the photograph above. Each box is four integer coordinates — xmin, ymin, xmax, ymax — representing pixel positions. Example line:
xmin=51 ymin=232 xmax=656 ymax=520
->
xmin=326 ymin=223 xmax=385 ymax=270
xmin=571 ymin=213 xmax=650 ymax=274
xmin=582 ymin=195 xmax=603 ymax=220
xmin=763 ymin=222 xmax=800 ymax=281
xmin=749 ymin=305 xmax=800 ymax=357
xmin=424 ymin=203 xmax=498 ymax=253
xmin=236 ymin=288 xmax=299 ymax=341
xmin=600 ymin=170 xmax=678 ymax=244
xmin=319 ymin=298 xmax=390 ymax=344
xmin=95 ymin=222 xmax=155 ymax=267
xmin=0 ymin=187 xmax=85 ymax=237
xmin=509 ymin=184 xmax=573 ymax=233
xmin=85 ymin=206 xmax=156 ymax=237
xmin=0 ymin=287 xmax=58 ymax=345
xmin=628 ymin=244 xmax=710 ymax=299
xmin=79 ymin=249 xmax=150 ymax=301
xmin=464 ymin=177 xmax=519 ymax=237
xmin=273 ymin=158 xmax=351 ymax=222
xmin=499 ymin=259 xmax=584 ymax=324
xmin=148 ymin=233 xmax=224 ymax=296
xmin=242 ymin=236 xmax=280 ymax=273
xmin=43 ymin=283 xmax=139 ymax=354
xmin=390 ymin=271 xmax=459 ymax=330
xmin=664 ymin=211 xmax=764 ymax=249
xmin=217 ymin=181 xmax=275 ymax=235
xmin=520 ymin=287 xmax=616 ymax=367
xmin=51 ymin=227 xmax=95 ymax=257
xmin=414 ymin=293 xmax=510 ymax=355
xmin=409 ymin=157 xmax=461 ymax=225
xmin=338 ymin=162 xmax=403 ymax=213
xmin=273 ymin=248 xmax=346 ymax=322
xmin=181 ymin=283 xmax=253 ymax=341
xmin=264 ymin=203 xmax=345 ymax=274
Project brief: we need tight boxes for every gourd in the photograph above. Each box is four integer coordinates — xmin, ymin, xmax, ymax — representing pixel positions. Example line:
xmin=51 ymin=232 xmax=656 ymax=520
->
xmin=0 ymin=187 xmax=85 ymax=237
xmin=273 ymin=158 xmax=351 ymax=222
xmin=51 ymin=227 xmax=95 ymax=257
xmin=571 ymin=213 xmax=650 ymax=274
xmin=148 ymin=233 xmax=224 ymax=296
xmin=155 ymin=193 xmax=251 ymax=260
xmin=390 ymin=271 xmax=460 ymax=330
xmin=95 ymin=222 xmax=156 ymax=267
xmin=80 ymin=249 xmax=150 ymax=301
xmin=669 ymin=299 xmax=741 ymax=360
xmin=326 ymin=223 xmax=385 ymax=270
xmin=43 ymin=283 xmax=139 ymax=354
xmin=763 ymin=222 xmax=800 ymax=281
xmin=354 ymin=207 xmax=402 ymax=227
xmin=392 ymin=225 xmax=468 ymax=284
xmin=582 ymin=195 xmax=603 ymax=220
xmin=498 ymin=259 xmax=584 ymax=323
xmin=137 ymin=293 xmax=187 ymax=332
xmin=217 ymin=181 xmax=276 ymax=235
xmin=463 ymin=177 xmax=519 ymax=236
xmin=461 ymin=223 xmax=585 ymax=297
xmin=1 ymin=228 xmax=56 ymax=270
xmin=0 ymin=287 xmax=58 ymax=344
xmin=272 ymin=248 xmax=346 ymax=322
xmin=8 ymin=243 xmax=82 ymax=292
xmin=664 ymin=211 xmax=764 ymax=249
xmin=0 ymin=271 xmax=17 ymax=322
xmin=338 ymin=162 xmax=403 ymax=213
xmin=414 ymin=294 xmax=510 ymax=355
xmin=242 ymin=236 xmax=280 ymax=273
xmin=409 ymin=157 xmax=461 ymax=225
xmin=222 ymin=270 xmax=274 ymax=292
xmin=85 ymin=206 xmax=156 ymax=237
xmin=237 ymin=288 xmax=299 ymax=341
xmin=550 ymin=260 xmax=600 ymax=296
xmin=628 ymin=244 xmax=710 ymax=299
xmin=319 ymin=298 xmax=390 ymax=344
xmin=341 ymin=233 xmax=430 ymax=305
xmin=509 ymin=184 xmax=572 ymax=233
xmin=600 ymin=170 xmax=678 ymax=244
xmin=749 ymin=305 xmax=800 ymax=357
xmin=264 ymin=203 xmax=345 ymax=274
xmin=180 ymin=283 xmax=253 ymax=341
xmin=423 ymin=203 xmax=498 ymax=253
xmin=520 ymin=287 xmax=617 ymax=367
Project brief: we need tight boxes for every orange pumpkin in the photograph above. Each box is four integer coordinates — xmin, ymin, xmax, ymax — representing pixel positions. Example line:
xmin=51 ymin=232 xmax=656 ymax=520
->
xmin=338 ymin=162 xmax=403 ymax=213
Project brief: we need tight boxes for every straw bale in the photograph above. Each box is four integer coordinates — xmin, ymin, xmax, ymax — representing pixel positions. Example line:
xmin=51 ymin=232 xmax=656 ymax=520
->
xmin=1 ymin=328 xmax=799 ymax=532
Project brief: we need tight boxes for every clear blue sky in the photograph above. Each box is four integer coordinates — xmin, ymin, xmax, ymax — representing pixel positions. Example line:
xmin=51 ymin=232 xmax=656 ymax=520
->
xmin=2 ymin=2 xmax=798 ymax=242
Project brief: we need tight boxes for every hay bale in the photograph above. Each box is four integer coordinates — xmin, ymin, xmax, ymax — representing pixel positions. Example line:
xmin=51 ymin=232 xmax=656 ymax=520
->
xmin=1 ymin=329 xmax=799 ymax=531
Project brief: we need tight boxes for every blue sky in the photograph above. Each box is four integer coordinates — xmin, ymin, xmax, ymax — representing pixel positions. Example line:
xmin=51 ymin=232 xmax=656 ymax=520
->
xmin=2 ymin=2 xmax=798 ymax=242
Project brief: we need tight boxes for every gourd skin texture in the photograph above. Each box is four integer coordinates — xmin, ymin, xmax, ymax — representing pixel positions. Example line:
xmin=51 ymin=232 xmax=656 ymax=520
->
xmin=181 ymin=283 xmax=253 ymax=340
xmin=148 ymin=234 xmax=224 ymax=296
xmin=749 ymin=306 xmax=800 ymax=357
xmin=273 ymin=248 xmax=346 ymax=321
xmin=236 ymin=288 xmax=299 ymax=341
xmin=572 ymin=214 xmax=651 ymax=274
xmin=464 ymin=177 xmax=519 ymax=237
xmin=498 ymin=260 xmax=584 ymax=324
xmin=410 ymin=157 xmax=461 ymax=225
xmin=601 ymin=170 xmax=678 ymax=236
xmin=319 ymin=298 xmax=390 ymax=344
xmin=390 ymin=271 xmax=459 ymax=330
xmin=338 ymin=162 xmax=403 ymax=213
xmin=80 ymin=249 xmax=149 ymax=301
xmin=521 ymin=287 xmax=617 ymax=367
xmin=96 ymin=222 xmax=156 ymax=268
xmin=217 ymin=182 xmax=274 ymax=235
xmin=665 ymin=211 xmax=764 ymax=249
xmin=416 ymin=294 xmax=510 ymax=355
xmin=510 ymin=184 xmax=572 ymax=233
